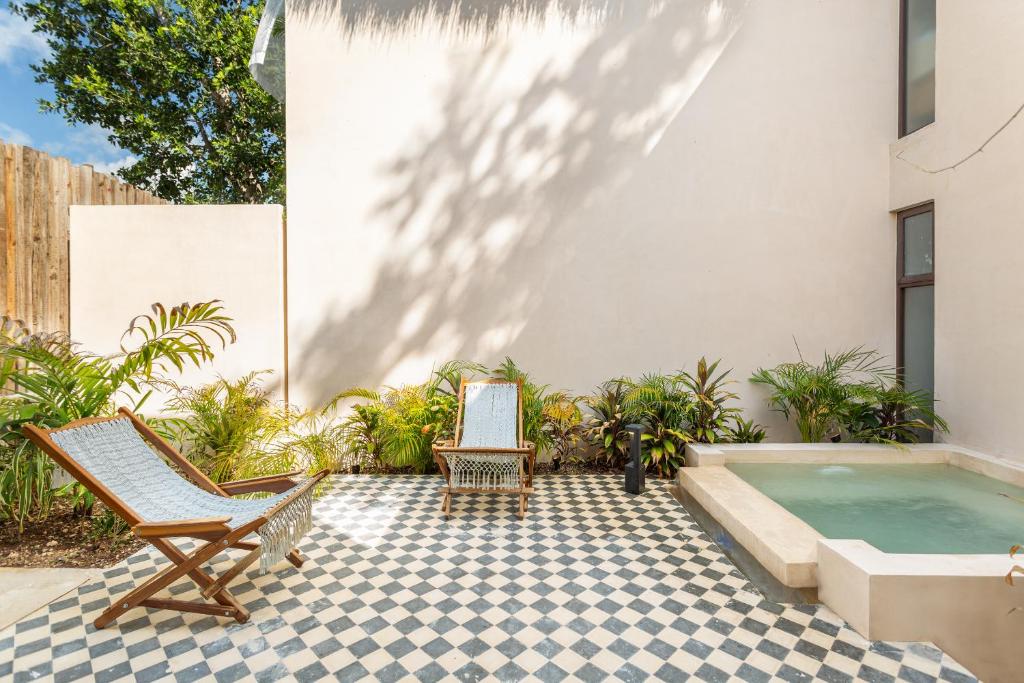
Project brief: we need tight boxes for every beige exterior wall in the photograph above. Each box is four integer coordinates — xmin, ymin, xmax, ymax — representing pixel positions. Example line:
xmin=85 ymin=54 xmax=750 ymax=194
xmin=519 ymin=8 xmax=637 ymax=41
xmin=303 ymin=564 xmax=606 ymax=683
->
xmin=890 ymin=0 xmax=1024 ymax=462
xmin=69 ymin=205 xmax=286 ymax=404
xmin=285 ymin=0 xmax=897 ymax=433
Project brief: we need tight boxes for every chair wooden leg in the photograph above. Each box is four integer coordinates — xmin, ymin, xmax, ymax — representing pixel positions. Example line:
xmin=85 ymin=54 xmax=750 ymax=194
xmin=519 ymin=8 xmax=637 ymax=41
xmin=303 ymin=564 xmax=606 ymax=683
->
xmin=139 ymin=598 xmax=247 ymax=621
xmin=518 ymin=494 xmax=526 ymax=519
xmin=286 ymin=549 xmax=305 ymax=568
xmin=152 ymin=539 xmax=248 ymax=618
xmin=95 ymin=535 xmax=247 ymax=628
xmin=201 ymin=546 xmax=261 ymax=598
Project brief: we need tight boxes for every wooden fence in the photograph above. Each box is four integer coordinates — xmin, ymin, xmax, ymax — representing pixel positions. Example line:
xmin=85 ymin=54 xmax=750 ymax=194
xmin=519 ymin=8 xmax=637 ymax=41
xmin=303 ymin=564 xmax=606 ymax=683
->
xmin=0 ymin=140 xmax=167 ymax=334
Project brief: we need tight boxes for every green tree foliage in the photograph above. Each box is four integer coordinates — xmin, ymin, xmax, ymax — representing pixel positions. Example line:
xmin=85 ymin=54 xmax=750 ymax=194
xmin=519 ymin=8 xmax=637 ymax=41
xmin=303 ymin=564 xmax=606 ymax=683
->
xmin=13 ymin=0 xmax=284 ymax=203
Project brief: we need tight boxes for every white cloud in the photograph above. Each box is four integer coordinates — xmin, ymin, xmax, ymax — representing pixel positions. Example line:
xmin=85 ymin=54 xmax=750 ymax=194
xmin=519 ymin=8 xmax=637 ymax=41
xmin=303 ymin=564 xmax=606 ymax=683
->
xmin=43 ymin=123 xmax=136 ymax=173
xmin=88 ymin=154 xmax=137 ymax=174
xmin=0 ymin=8 xmax=49 ymax=67
xmin=0 ymin=121 xmax=32 ymax=146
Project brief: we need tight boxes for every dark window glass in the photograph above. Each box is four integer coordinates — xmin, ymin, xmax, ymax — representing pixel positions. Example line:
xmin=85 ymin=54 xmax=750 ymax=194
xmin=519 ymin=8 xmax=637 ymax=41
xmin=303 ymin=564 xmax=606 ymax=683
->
xmin=897 ymin=204 xmax=935 ymax=441
xmin=902 ymin=211 xmax=933 ymax=276
xmin=900 ymin=0 xmax=936 ymax=136
xmin=901 ymin=285 xmax=934 ymax=398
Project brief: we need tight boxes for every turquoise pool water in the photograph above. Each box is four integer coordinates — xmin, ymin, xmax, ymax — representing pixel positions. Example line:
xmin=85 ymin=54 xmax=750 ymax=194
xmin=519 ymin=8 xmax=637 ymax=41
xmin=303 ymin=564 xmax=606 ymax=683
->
xmin=726 ymin=463 xmax=1024 ymax=554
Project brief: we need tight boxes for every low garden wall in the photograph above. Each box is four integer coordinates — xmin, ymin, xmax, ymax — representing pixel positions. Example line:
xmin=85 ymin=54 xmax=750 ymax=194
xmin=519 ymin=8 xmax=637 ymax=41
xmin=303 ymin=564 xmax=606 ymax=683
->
xmin=69 ymin=204 xmax=287 ymax=404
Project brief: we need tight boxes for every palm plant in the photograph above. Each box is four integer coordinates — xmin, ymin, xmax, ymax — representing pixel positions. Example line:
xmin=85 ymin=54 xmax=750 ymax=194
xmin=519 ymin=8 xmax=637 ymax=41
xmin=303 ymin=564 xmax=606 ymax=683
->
xmin=621 ymin=373 xmax=692 ymax=477
xmin=166 ymin=371 xmax=347 ymax=485
xmin=0 ymin=302 xmax=235 ymax=532
xmin=336 ymin=392 xmax=387 ymax=470
xmin=678 ymin=357 xmax=740 ymax=444
xmin=844 ymin=383 xmax=948 ymax=443
xmin=430 ymin=359 xmax=487 ymax=397
xmin=750 ymin=344 xmax=945 ymax=443
xmin=331 ymin=382 xmax=457 ymax=473
xmin=163 ymin=371 xmax=291 ymax=482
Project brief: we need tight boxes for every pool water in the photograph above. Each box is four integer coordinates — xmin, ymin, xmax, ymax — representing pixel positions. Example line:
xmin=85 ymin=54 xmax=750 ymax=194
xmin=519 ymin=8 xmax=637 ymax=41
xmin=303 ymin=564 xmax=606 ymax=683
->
xmin=726 ymin=463 xmax=1024 ymax=554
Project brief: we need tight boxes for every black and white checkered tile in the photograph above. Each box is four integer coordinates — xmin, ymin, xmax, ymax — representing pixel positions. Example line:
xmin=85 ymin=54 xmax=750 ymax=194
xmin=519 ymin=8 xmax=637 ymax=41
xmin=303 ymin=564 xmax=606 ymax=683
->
xmin=1 ymin=475 xmax=977 ymax=682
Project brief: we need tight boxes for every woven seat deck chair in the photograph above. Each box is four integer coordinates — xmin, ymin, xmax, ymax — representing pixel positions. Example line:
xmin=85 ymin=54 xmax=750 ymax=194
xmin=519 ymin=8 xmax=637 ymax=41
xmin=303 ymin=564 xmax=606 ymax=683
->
xmin=432 ymin=378 xmax=536 ymax=519
xmin=23 ymin=408 xmax=328 ymax=628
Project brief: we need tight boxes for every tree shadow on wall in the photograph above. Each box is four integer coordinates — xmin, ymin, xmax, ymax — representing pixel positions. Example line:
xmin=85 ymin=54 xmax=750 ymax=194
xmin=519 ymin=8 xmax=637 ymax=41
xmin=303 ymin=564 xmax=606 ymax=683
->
xmin=287 ymin=0 xmax=749 ymax=405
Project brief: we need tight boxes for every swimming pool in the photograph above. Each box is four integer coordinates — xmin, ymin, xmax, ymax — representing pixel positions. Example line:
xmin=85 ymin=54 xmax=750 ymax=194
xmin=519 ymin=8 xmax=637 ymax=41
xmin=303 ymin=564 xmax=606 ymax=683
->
xmin=677 ymin=444 xmax=1024 ymax=681
xmin=726 ymin=462 xmax=1024 ymax=554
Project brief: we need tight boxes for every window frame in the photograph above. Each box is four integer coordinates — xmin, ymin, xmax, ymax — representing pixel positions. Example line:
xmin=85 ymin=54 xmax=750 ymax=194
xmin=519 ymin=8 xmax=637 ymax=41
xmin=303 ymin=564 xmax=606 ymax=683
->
xmin=896 ymin=202 xmax=935 ymax=380
xmin=898 ymin=0 xmax=935 ymax=138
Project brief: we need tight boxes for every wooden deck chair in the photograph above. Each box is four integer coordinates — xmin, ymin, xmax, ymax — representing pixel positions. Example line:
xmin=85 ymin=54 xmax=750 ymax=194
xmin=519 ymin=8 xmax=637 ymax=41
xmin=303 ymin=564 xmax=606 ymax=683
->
xmin=23 ymin=408 xmax=329 ymax=629
xmin=432 ymin=378 xmax=536 ymax=519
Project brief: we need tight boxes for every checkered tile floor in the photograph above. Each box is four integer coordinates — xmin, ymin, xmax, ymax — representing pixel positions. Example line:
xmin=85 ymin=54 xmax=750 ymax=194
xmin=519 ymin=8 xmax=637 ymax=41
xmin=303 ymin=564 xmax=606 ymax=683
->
xmin=2 ymin=475 xmax=977 ymax=682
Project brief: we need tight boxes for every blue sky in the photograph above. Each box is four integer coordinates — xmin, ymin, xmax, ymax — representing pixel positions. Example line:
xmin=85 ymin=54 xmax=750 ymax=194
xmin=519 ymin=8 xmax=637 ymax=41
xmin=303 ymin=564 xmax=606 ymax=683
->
xmin=0 ymin=1 xmax=134 ymax=173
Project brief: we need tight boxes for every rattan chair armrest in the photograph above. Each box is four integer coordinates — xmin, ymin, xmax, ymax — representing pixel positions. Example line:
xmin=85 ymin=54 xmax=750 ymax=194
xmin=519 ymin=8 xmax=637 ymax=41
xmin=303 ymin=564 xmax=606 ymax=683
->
xmin=219 ymin=471 xmax=304 ymax=495
xmin=133 ymin=516 xmax=233 ymax=539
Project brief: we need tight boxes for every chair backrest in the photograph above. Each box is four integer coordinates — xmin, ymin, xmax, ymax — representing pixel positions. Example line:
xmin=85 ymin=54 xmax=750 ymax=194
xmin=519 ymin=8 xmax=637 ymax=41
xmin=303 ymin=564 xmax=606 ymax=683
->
xmin=23 ymin=409 xmax=227 ymax=525
xmin=455 ymin=379 xmax=523 ymax=449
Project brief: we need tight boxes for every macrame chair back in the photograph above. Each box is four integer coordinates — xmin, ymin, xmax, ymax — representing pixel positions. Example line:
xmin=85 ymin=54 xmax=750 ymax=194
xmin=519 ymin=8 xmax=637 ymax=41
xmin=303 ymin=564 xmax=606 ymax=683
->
xmin=48 ymin=417 xmax=313 ymax=572
xmin=456 ymin=380 xmax=522 ymax=448
xmin=49 ymin=417 xmax=283 ymax=529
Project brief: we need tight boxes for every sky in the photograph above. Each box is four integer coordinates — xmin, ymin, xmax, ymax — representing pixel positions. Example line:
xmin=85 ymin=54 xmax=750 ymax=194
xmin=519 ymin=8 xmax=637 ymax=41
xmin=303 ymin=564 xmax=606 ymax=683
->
xmin=0 ymin=1 xmax=135 ymax=173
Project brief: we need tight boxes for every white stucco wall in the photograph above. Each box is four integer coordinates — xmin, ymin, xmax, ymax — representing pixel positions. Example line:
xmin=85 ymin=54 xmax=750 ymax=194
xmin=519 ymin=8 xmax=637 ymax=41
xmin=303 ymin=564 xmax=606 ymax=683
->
xmin=284 ymin=0 xmax=898 ymax=436
xmin=890 ymin=0 xmax=1024 ymax=461
xmin=69 ymin=204 xmax=286 ymax=404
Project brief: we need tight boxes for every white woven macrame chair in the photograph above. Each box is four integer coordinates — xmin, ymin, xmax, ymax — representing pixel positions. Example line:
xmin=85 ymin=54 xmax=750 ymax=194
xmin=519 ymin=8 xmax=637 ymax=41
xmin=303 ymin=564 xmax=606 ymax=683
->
xmin=23 ymin=408 xmax=328 ymax=628
xmin=432 ymin=378 xmax=536 ymax=518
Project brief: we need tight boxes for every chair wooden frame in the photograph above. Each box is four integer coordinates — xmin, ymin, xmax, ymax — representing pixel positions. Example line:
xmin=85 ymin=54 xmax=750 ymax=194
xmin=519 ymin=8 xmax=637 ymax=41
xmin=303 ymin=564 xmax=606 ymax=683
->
xmin=22 ymin=407 xmax=329 ymax=629
xmin=432 ymin=378 xmax=536 ymax=519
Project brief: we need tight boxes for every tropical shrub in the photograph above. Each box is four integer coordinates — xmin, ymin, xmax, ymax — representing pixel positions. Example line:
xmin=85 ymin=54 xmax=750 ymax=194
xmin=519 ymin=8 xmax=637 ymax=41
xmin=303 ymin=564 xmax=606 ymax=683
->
xmin=164 ymin=371 xmax=286 ymax=482
xmin=542 ymin=392 xmax=584 ymax=467
xmin=583 ymin=381 xmax=631 ymax=467
xmin=0 ymin=302 xmax=235 ymax=532
xmin=621 ymin=373 xmax=692 ymax=478
xmin=749 ymin=345 xmax=946 ymax=443
xmin=679 ymin=357 xmax=741 ymax=444
xmin=165 ymin=371 xmax=347 ymax=484
xmin=336 ymin=397 xmax=386 ymax=471
xmin=89 ymin=506 xmax=131 ymax=541
xmin=727 ymin=417 xmax=767 ymax=443
xmin=335 ymin=358 xmax=561 ymax=472
xmin=333 ymin=360 xmax=478 ymax=473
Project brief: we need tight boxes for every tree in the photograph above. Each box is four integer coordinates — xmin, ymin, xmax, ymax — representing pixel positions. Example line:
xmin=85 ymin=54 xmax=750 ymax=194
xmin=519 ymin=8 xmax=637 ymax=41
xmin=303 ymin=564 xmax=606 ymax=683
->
xmin=13 ymin=0 xmax=284 ymax=204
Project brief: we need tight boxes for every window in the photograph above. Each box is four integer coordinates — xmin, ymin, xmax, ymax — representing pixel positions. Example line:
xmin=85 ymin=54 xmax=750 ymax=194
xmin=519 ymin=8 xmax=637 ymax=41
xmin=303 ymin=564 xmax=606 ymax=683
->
xmin=900 ymin=0 xmax=936 ymax=136
xmin=897 ymin=203 xmax=935 ymax=438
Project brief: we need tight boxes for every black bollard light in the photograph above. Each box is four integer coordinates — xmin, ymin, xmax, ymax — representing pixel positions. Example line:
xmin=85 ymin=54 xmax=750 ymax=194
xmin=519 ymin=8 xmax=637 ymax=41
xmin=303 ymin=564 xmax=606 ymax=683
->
xmin=624 ymin=424 xmax=645 ymax=494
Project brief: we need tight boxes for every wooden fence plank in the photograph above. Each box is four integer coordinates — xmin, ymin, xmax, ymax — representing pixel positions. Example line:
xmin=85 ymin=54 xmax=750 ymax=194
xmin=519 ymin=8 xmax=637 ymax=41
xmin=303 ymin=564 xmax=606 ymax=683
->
xmin=1 ymin=144 xmax=13 ymax=316
xmin=0 ymin=139 xmax=166 ymax=331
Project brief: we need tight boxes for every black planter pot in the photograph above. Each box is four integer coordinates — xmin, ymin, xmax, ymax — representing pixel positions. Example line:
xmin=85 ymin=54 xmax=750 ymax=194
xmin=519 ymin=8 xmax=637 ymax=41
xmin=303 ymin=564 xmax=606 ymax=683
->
xmin=552 ymin=458 xmax=561 ymax=471
xmin=351 ymin=464 xmax=361 ymax=475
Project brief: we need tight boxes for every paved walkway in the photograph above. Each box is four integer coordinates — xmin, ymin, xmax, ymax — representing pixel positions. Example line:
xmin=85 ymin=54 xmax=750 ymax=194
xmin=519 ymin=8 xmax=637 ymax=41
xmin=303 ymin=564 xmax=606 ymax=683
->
xmin=0 ymin=567 xmax=99 ymax=632
xmin=1 ymin=475 xmax=976 ymax=682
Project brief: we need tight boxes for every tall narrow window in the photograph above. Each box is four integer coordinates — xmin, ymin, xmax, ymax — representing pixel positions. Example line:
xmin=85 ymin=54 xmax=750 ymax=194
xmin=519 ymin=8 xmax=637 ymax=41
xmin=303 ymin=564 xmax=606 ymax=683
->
xmin=897 ymin=204 xmax=935 ymax=437
xmin=900 ymin=0 xmax=936 ymax=136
